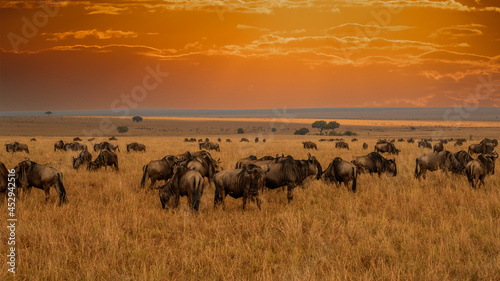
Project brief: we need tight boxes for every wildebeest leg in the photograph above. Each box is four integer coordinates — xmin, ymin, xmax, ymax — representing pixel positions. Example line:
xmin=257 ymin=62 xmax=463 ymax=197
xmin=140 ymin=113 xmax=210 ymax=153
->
xmin=242 ymin=191 xmax=247 ymax=210
xmin=287 ymin=184 xmax=294 ymax=203
xmin=480 ymin=176 xmax=485 ymax=188
xmin=174 ymin=193 xmax=180 ymax=208
xmin=256 ymin=195 xmax=262 ymax=210
xmin=150 ymin=178 xmax=156 ymax=190
xmin=43 ymin=184 xmax=51 ymax=202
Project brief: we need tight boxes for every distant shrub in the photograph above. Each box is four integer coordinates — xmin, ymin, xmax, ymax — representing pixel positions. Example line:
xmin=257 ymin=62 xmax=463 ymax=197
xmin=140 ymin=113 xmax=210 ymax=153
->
xmin=117 ymin=126 xmax=129 ymax=134
xmin=294 ymin=128 xmax=309 ymax=135
xmin=237 ymin=128 xmax=244 ymax=134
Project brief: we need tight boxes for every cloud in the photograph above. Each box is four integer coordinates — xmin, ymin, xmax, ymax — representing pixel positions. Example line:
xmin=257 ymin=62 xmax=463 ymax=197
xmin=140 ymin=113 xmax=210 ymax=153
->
xmin=84 ymin=5 xmax=127 ymax=15
xmin=236 ymin=25 xmax=270 ymax=32
xmin=429 ymin=24 xmax=485 ymax=39
xmin=44 ymin=29 xmax=139 ymax=41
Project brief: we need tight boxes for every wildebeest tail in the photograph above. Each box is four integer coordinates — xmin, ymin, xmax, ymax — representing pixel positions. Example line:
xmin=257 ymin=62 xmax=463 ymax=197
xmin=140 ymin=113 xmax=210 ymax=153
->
xmin=57 ymin=173 xmax=67 ymax=205
xmin=414 ymin=159 xmax=419 ymax=178
xmin=140 ymin=165 xmax=149 ymax=188
xmin=351 ymin=167 xmax=357 ymax=192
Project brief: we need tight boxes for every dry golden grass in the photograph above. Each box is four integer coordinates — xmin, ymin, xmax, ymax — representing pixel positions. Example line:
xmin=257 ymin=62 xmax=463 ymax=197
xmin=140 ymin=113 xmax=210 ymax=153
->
xmin=0 ymin=133 xmax=499 ymax=280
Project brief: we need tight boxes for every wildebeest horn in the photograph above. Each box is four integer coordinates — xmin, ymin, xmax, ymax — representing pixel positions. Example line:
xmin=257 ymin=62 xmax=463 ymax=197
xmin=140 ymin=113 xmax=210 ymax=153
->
xmin=392 ymin=157 xmax=396 ymax=162
xmin=307 ymin=152 xmax=311 ymax=159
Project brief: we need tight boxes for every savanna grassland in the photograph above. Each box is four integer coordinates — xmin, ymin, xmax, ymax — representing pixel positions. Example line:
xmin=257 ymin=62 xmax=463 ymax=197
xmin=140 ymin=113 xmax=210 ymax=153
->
xmin=0 ymin=117 xmax=499 ymax=280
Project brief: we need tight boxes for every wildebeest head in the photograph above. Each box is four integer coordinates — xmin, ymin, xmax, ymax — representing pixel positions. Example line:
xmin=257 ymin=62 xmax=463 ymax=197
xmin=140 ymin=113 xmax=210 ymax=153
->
xmin=87 ymin=161 xmax=100 ymax=171
xmin=479 ymin=152 xmax=498 ymax=175
xmin=16 ymin=160 xmax=35 ymax=188
xmin=387 ymin=158 xmax=397 ymax=177
xmin=307 ymin=153 xmax=323 ymax=179
xmin=157 ymin=164 xmax=187 ymax=209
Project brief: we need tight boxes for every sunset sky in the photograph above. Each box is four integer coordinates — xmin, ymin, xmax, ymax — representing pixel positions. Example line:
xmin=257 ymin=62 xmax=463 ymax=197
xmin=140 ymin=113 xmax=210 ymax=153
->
xmin=1 ymin=0 xmax=500 ymax=112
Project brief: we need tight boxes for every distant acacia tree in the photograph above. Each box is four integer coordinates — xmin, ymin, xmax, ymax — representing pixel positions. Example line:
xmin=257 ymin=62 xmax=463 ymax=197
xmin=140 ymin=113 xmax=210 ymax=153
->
xmin=45 ymin=111 xmax=53 ymax=116
xmin=117 ymin=126 xmax=129 ymax=134
xmin=312 ymin=120 xmax=340 ymax=135
xmin=132 ymin=116 xmax=143 ymax=122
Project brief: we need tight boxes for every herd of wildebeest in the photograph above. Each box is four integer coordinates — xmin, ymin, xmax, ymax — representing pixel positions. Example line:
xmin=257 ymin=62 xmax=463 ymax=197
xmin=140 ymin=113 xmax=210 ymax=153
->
xmin=0 ymin=136 xmax=498 ymax=212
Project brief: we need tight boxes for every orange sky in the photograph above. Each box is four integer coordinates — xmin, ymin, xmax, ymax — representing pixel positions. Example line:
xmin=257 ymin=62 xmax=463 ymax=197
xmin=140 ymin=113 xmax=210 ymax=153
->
xmin=1 ymin=0 xmax=499 ymax=111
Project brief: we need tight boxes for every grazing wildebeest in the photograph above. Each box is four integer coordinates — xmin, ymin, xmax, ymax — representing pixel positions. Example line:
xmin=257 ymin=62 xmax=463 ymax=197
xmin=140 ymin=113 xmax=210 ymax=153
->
xmin=198 ymin=139 xmax=204 ymax=142
xmin=217 ymin=138 xmax=222 ymax=143
xmin=54 ymin=140 xmax=65 ymax=151
xmin=64 ymin=142 xmax=87 ymax=151
xmin=226 ymin=139 xmax=232 ymax=142
xmin=157 ymin=165 xmax=204 ymax=211
xmin=263 ymin=153 xmax=322 ymax=203
xmin=351 ymin=152 xmax=397 ymax=177
xmin=414 ymin=151 xmax=462 ymax=179
xmin=322 ymin=157 xmax=357 ymax=192
xmin=30 ymin=138 xmax=36 ymax=142
xmin=397 ymin=138 xmax=404 ymax=142
xmin=240 ymin=138 xmax=249 ymax=142
xmin=433 ymin=142 xmax=444 ymax=153
xmin=127 ymin=142 xmax=146 ymax=152
xmin=87 ymin=150 xmax=118 ymax=171
xmin=109 ymin=136 xmax=117 ymax=141
xmin=263 ymin=139 xmax=266 ymax=143
xmin=88 ymin=138 xmax=95 ymax=141
xmin=0 ymin=162 xmax=9 ymax=201
xmin=407 ymin=138 xmax=415 ymax=143
xmin=73 ymin=150 xmax=92 ymax=169
xmin=73 ymin=137 xmax=82 ymax=141
xmin=94 ymin=141 xmax=119 ymax=152
xmin=5 ymin=142 xmax=29 ymax=153
xmin=141 ymin=155 xmax=177 ymax=188
xmin=302 ymin=141 xmax=318 ymax=150
xmin=214 ymin=164 xmax=268 ymax=210
xmin=184 ymin=152 xmax=220 ymax=188
xmin=351 ymin=138 xmax=358 ymax=142
xmin=362 ymin=143 xmax=368 ymax=150
xmin=255 ymin=137 xmax=259 ymax=143
xmin=14 ymin=160 xmax=66 ymax=205
xmin=468 ymin=143 xmax=495 ymax=155
xmin=454 ymin=140 xmax=463 ymax=147
xmin=374 ymin=142 xmax=399 ymax=155
xmin=465 ymin=153 xmax=498 ymax=188
xmin=454 ymin=150 xmax=473 ymax=171
xmin=335 ymin=141 xmax=349 ymax=150
xmin=480 ymin=138 xmax=498 ymax=147
xmin=199 ymin=141 xmax=220 ymax=152
xmin=235 ymin=154 xmax=292 ymax=169
xmin=418 ymin=140 xmax=432 ymax=149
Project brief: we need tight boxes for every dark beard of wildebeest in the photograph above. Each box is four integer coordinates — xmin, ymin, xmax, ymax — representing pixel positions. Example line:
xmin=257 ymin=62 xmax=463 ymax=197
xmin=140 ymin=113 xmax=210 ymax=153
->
xmin=302 ymin=141 xmax=317 ymax=150
xmin=156 ymin=165 xmax=204 ymax=212
xmin=213 ymin=164 xmax=269 ymax=210
xmin=454 ymin=150 xmax=474 ymax=173
xmin=54 ymin=140 xmax=65 ymax=151
xmin=234 ymin=154 xmax=292 ymax=169
xmin=64 ymin=142 xmax=87 ymax=151
xmin=0 ymin=162 xmax=9 ymax=202
xmin=414 ymin=150 xmax=463 ymax=179
xmin=465 ymin=153 xmax=498 ymax=188
xmin=262 ymin=153 xmax=322 ymax=203
xmin=127 ymin=142 xmax=146 ymax=152
xmin=351 ymin=152 xmax=397 ymax=177
xmin=73 ymin=150 xmax=92 ymax=169
xmin=14 ymin=160 xmax=66 ymax=205
xmin=5 ymin=142 xmax=29 ymax=153
xmin=374 ymin=142 xmax=399 ymax=155
xmin=94 ymin=141 xmax=120 ymax=152
xmin=141 ymin=155 xmax=177 ymax=188
xmin=87 ymin=149 xmax=119 ymax=171
xmin=199 ymin=141 xmax=220 ymax=152
xmin=322 ymin=157 xmax=357 ymax=192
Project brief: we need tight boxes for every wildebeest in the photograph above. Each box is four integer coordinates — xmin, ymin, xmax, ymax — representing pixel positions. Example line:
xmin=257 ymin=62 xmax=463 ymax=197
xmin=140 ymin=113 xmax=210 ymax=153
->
xmin=418 ymin=140 xmax=432 ymax=149
xmin=255 ymin=137 xmax=259 ymax=143
xmin=94 ymin=142 xmax=119 ymax=152
xmin=454 ymin=140 xmax=464 ymax=147
xmin=88 ymin=150 xmax=119 ymax=171
xmin=64 ymin=142 xmax=87 ymax=151
xmin=465 ymin=153 xmax=498 ymax=188
xmin=480 ymin=138 xmax=498 ymax=147
xmin=454 ymin=150 xmax=474 ymax=170
xmin=468 ymin=143 xmax=495 ymax=155
xmin=322 ymin=157 xmax=357 ymax=192
xmin=407 ymin=138 xmax=415 ymax=143
xmin=157 ymin=165 xmax=204 ymax=211
xmin=351 ymin=138 xmax=358 ymax=142
xmin=88 ymin=138 xmax=95 ymax=141
xmin=362 ymin=143 xmax=368 ymax=150
xmin=127 ymin=142 xmax=146 ymax=152
xmin=198 ymin=139 xmax=204 ymax=142
xmin=109 ymin=136 xmax=117 ymax=141
xmin=184 ymin=138 xmax=197 ymax=142
xmin=240 ymin=138 xmax=249 ymax=142
xmin=374 ymin=142 xmax=399 ymax=155
xmin=0 ymin=162 xmax=8 ymax=200
xmin=199 ymin=141 xmax=220 ymax=152
xmin=73 ymin=150 xmax=92 ymax=169
xmin=141 ymin=155 xmax=177 ymax=188
xmin=263 ymin=153 xmax=322 ymax=202
xmin=414 ymin=151 xmax=462 ymax=179
xmin=351 ymin=152 xmax=397 ymax=177
xmin=335 ymin=141 xmax=349 ymax=150
xmin=214 ymin=164 xmax=268 ymax=210
xmin=183 ymin=152 xmax=220 ymax=188
xmin=73 ymin=137 xmax=82 ymax=141
xmin=433 ymin=142 xmax=444 ymax=153
xmin=14 ymin=160 xmax=66 ymax=205
xmin=30 ymin=138 xmax=36 ymax=142
xmin=226 ymin=139 xmax=232 ymax=142
xmin=217 ymin=138 xmax=222 ymax=143
xmin=5 ymin=142 xmax=29 ymax=153
xmin=263 ymin=139 xmax=266 ymax=143
xmin=54 ymin=140 xmax=65 ymax=151
xmin=302 ymin=141 xmax=317 ymax=150
xmin=235 ymin=154 xmax=292 ymax=169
